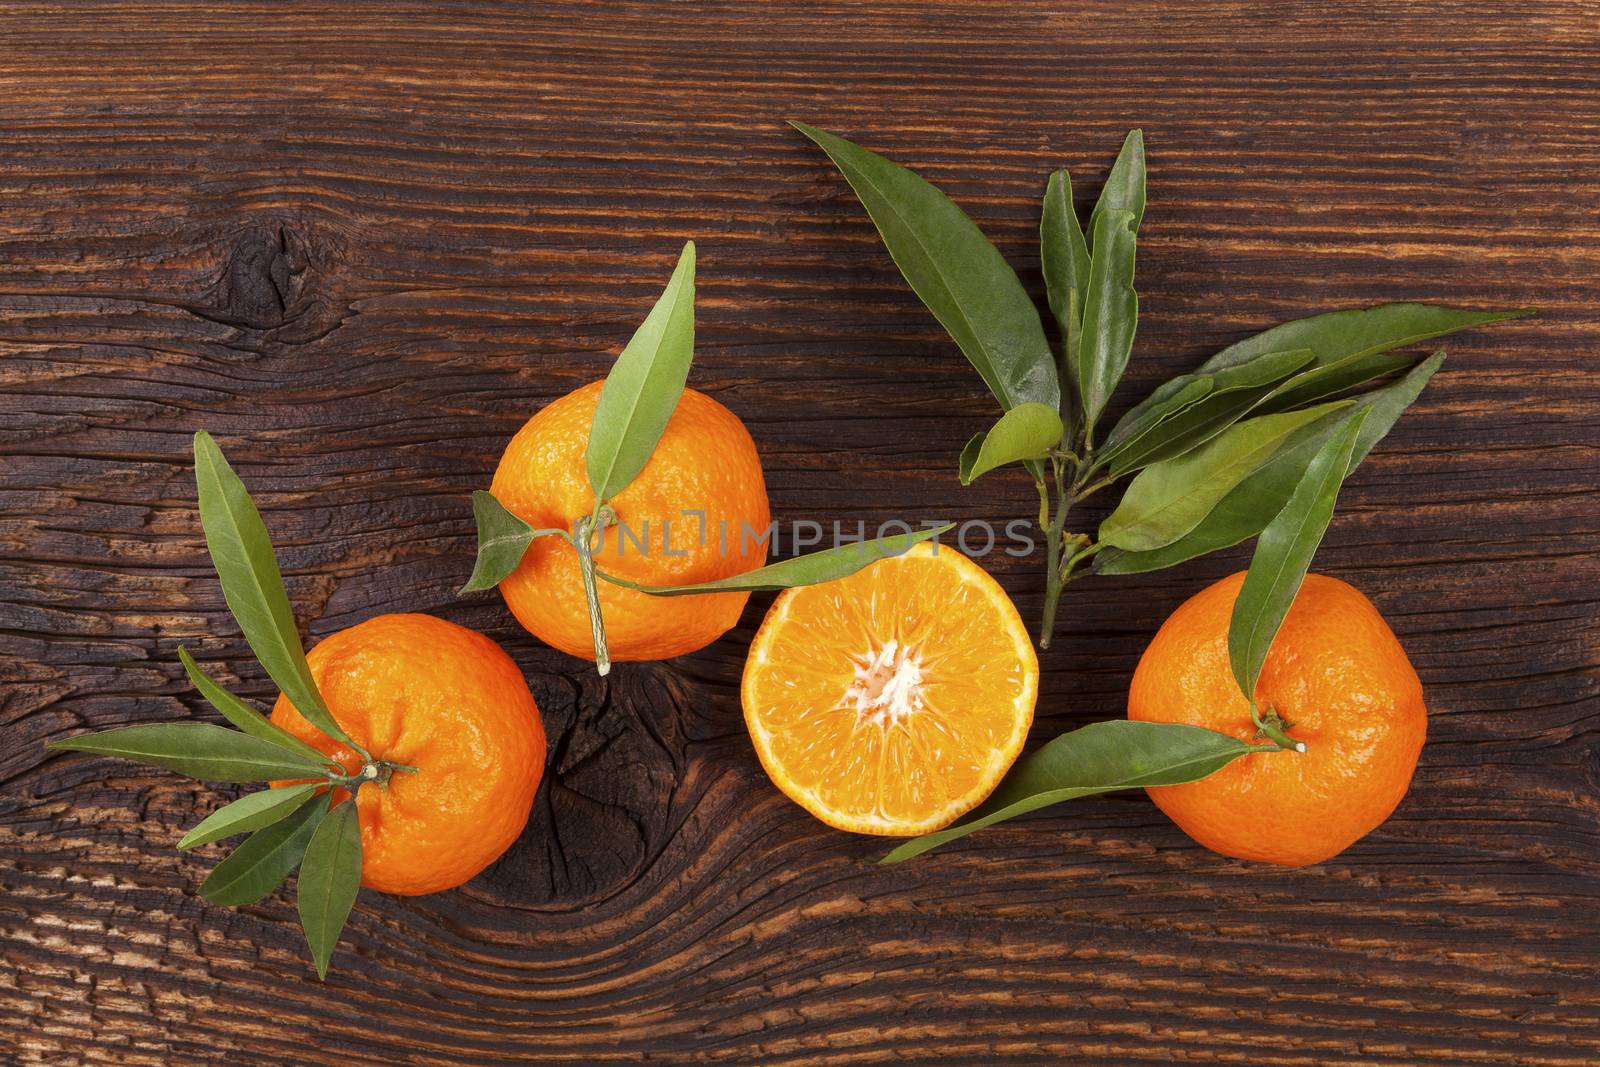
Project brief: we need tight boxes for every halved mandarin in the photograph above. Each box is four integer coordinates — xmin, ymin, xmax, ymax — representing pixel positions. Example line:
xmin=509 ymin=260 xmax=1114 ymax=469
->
xmin=741 ymin=541 xmax=1037 ymax=835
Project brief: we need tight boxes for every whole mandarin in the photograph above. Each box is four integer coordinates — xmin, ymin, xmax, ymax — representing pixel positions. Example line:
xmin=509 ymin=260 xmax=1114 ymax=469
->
xmin=1128 ymin=572 xmax=1425 ymax=866
xmin=490 ymin=380 xmax=769 ymax=662
xmin=270 ymin=613 xmax=545 ymax=895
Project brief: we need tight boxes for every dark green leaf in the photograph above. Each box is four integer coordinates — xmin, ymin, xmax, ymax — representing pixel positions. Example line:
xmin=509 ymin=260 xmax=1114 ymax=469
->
xmin=1101 ymin=348 xmax=1315 ymax=477
xmin=47 ymin=723 xmax=329 ymax=782
xmin=192 ymin=431 xmax=355 ymax=751
xmin=177 ymin=646 xmax=330 ymax=765
xmin=956 ymin=432 xmax=986 ymax=483
xmin=1197 ymin=302 xmax=1531 ymax=376
xmin=1086 ymin=130 xmax=1146 ymax=251
xmin=1041 ymin=167 xmax=1090 ymax=433
xmin=958 ymin=403 xmax=1064 ymax=484
xmin=200 ymin=793 xmax=328 ymax=906
xmin=1100 ymin=376 xmax=1213 ymax=455
xmin=178 ymin=783 xmax=321 ymax=850
xmin=1095 ymin=354 xmax=1445 ymax=575
xmin=297 ymin=797 xmax=363 ymax=980
xmin=587 ymin=241 xmax=697 ymax=503
xmin=1099 ymin=402 xmax=1348 ymax=552
xmin=791 ymin=121 xmax=1059 ymax=413
xmin=1229 ymin=411 xmax=1368 ymax=702
xmin=459 ymin=491 xmax=569 ymax=594
xmin=1078 ymin=208 xmax=1138 ymax=434
xmin=882 ymin=720 xmax=1255 ymax=862
xmin=1253 ymin=351 xmax=1413 ymax=414
xmin=602 ymin=523 xmax=954 ymax=596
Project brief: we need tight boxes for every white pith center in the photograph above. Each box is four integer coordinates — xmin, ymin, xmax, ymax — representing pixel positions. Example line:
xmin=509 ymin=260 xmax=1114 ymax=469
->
xmin=845 ymin=639 xmax=925 ymax=726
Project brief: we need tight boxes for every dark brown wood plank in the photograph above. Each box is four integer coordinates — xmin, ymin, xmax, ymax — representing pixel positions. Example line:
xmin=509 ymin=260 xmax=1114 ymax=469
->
xmin=3 ymin=1 xmax=1598 ymax=1063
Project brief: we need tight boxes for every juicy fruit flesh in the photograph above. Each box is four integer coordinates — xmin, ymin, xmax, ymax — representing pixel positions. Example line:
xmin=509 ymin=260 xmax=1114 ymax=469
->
xmin=743 ymin=544 xmax=1036 ymax=835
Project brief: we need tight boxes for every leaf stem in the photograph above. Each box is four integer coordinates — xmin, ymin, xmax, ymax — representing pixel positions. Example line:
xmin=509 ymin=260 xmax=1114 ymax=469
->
xmin=1062 ymin=539 xmax=1103 ymax=579
xmin=1251 ymin=704 xmax=1306 ymax=753
xmin=1038 ymin=458 xmax=1076 ymax=650
xmin=1074 ymin=475 xmax=1117 ymax=501
xmin=573 ymin=514 xmax=612 ymax=677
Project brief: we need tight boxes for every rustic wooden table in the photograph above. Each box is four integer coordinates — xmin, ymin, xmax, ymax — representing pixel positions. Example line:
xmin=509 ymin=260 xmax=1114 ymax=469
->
xmin=4 ymin=2 xmax=1598 ymax=1064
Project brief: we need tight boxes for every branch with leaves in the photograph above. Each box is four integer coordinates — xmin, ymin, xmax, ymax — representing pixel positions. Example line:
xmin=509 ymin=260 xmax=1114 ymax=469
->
xmin=460 ymin=241 xmax=958 ymax=671
xmin=788 ymin=122 xmax=1531 ymax=860
xmin=48 ymin=433 xmax=388 ymax=978
xmin=793 ymin=122 xmax=1531 ymax=650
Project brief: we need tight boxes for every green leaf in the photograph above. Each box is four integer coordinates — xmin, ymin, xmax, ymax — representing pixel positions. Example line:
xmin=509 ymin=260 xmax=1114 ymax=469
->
xmin=1095 ymin=353 xmax=1445 ymax=575
xmin=1100 ymin=376 xmax=1214 ymax=456
xmin=1197 ymin=302 xmax=1531 ymax=377
xmin=1099 ymin=402 xmax=1348 ymax=552
xmin=200 ymin=793 xmax=328 ymax=906
xmin=297 ymin=797 xmax=363 ymax=980
xmin=791 ymin=121 xmax=1058 ymax=414
xmin=1253 ymin=350 xmax=1414 ymax=415
xmin=192 ymin=431 xmax=356 ymax=752
xmin=177 ymin=646 xmax=330 ymax=765
xmin=958 ymin=403 xmax=1064 ymax=485
xmin=458 ymin=491 xmax=569 ymax=595
xmin=1229 ymin=411 xmax=1368 ymax=703
xmin=47 ymin=723 xmax=329 ymax=782
xmin=1086 ymin=129 xmax=1146 ymax=251
xmin=178 ymin=783 xmax=322 ymax=850
xmin=602 ymin=523 xmax=954 ymax=596
xmin=882 ymin=720 xmax=1254 ymax=863
xmin=1041 ymin=167 xmax=1090 ymax=430
xmin=1078 ymin=208 xmax=1138 ymax=435
xmin=1101 ymin=348 xmax=1316 ymax=477
xmin=586 ymin=241 xmax=697 ymax=504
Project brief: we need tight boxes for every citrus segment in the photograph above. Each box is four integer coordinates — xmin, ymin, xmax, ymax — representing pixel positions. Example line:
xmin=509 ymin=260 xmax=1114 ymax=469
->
xmin=742 ymin=542 xmax=1036 ymax=835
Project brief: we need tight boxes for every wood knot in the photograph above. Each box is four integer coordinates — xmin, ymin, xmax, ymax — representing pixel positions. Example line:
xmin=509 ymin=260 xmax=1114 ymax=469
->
xmin=1582 ymin=742 xmax=1600 ymax=796
xmin=207 ymin=225 xmax=302 ymax=331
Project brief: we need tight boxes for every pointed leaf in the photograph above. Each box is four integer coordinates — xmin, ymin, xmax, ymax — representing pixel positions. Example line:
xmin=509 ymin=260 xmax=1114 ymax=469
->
xmin=297 ymin=798 xmax=363 ymax=980
xmin=178 ymin=646 xmax=330 ymax=765
xmin=1095 ymin=353 xmax=1445 ymax=575
xmin=587 ymin=241 xmax=697 ymax=503
xmin=1253 ymin=350 xmax=1413 ymax=414
xmin=459 ymin=491 xmax=568 ymax=594
xmin=47 ymin=723 xmax=328 ymax=782
xmin=1102 ymin=348 xmax=1315 ymax=477
xmin=882 ymin=720 xmax=1254 ymax=863
xmin=1100 ymin=376 xmax=1214 ymax=455
xmin=1198 ymin=302 xmax=1530 ymax=376
xmin=179 ymin=783 xmax=321 ymax=850
xmin=1041 ymin=167 xmax=1089 ymax=434
xmin=958 ymin=403 xmax=1064 ymax=484
xmin=1079 ymin=208 xmax=1139 ymax=434
xmin=1099 ymin=402 xmax=1347 ymax=552
xmin=192 ymin=432 xmax=355 ymax=751
xmin=1229 ymin=411 xmax=1368 ymax=702
xmin=602 ymin=523 xmax=954 ymax=596
xmin=200 ymin=793 xmax=328 ymax=906
xmin=956 ymin=432 xmax=986 ymax=482
xmin=791 ymin=122 xmax=1058 ymax=413
xmin=1086 ymin=129 xmax=1146 ymax=250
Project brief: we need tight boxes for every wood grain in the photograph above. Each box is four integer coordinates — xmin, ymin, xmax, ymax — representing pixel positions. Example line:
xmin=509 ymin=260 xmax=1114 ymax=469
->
xmin=3 ymin=1 xmax=1599 ymax=1063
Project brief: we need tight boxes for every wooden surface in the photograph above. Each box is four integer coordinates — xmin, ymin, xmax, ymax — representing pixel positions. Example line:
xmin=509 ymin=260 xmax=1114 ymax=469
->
xmin=4 ymin=2 xmax=1599 ymax=1063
